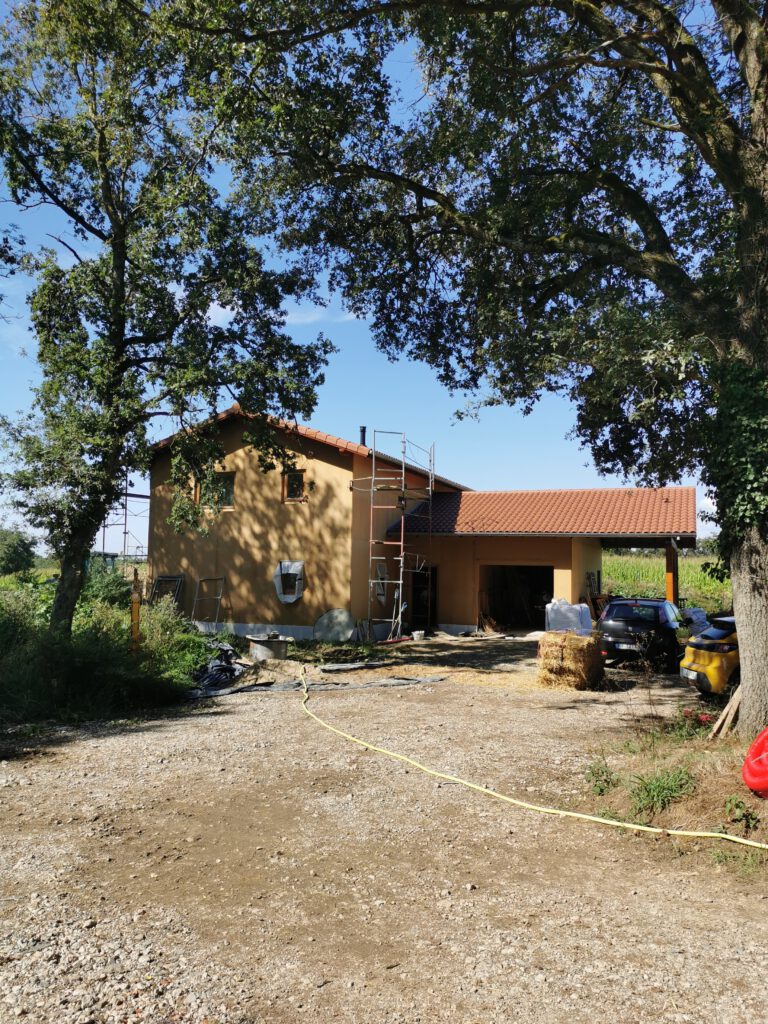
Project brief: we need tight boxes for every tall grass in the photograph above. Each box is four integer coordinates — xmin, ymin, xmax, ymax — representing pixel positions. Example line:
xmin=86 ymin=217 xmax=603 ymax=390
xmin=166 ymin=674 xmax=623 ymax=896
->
xmin=0 ymin=574 xmax=210 ymax=723
xmin=603 ymin=553 xmax=732 ymax=612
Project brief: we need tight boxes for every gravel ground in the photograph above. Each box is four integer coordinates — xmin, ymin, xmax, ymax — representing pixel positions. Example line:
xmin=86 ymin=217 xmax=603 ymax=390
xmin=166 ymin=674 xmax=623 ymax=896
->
xmin=1 ymin=642 xmax=767 ymax=1023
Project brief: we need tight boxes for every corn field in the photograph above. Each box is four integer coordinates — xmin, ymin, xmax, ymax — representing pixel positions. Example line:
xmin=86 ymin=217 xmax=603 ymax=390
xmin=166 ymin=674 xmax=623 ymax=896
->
xmin=602 ymin=554 xmax=732 ymax=613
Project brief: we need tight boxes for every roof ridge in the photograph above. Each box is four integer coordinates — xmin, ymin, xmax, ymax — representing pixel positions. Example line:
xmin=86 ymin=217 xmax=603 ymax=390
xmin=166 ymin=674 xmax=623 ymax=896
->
xmin=455 ymin=485 xmax=695 ymax=495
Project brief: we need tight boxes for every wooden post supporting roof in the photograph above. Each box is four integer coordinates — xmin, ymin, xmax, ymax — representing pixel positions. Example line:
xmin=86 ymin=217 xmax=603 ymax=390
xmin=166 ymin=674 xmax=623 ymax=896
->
xmin=665 ymin=539 xmax=679 ymax=605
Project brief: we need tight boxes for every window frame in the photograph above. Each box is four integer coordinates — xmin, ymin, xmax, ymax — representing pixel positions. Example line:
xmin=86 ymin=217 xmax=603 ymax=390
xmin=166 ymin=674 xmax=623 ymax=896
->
xmin=195 ymin=471 xmax=236 ymax=510
xmin=282 ymin=469 xmax=306 ymax=503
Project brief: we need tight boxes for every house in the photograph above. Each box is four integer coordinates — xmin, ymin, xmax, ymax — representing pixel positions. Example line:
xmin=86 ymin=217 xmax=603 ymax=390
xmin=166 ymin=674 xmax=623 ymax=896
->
xmin=147 ymin=405 xmax=696 ymax=636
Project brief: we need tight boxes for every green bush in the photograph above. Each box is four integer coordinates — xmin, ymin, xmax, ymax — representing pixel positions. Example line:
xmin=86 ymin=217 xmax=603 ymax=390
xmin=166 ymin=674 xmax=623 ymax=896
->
xmin=139 ymin=597 xmax=212 ymax=686
xmin=0 ymin=582 xmax=210 ymax=723
xmin=584 ymin=757 xmax=620 ymax=796
xmin=80 ymin=559 xmax=132 ymax=608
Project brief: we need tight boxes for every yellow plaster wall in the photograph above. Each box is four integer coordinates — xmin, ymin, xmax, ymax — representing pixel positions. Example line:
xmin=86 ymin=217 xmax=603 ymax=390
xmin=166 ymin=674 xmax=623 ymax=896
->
xmin=569 ymin=539 xmax=603 ymax=604
xmin=148 ymin=420 xmax=356 ymax=627
xmin=408 ymin=535 xmax=573 ymax=626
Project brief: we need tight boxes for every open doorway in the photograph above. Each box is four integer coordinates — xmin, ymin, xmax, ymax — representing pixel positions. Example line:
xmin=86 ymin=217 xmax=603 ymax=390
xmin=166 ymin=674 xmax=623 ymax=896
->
xmin=479 ymin=565 xmax=554 ymax=629
xmin=411 ymin=566 xmax=437 ymax=632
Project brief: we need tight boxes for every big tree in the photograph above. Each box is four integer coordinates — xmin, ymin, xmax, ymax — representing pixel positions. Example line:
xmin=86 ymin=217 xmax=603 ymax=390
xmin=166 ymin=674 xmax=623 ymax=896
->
xmin=167 ymin=0 xmax=768 ymax=734
xmin=0 ymin=0 xmax=331 ymax=633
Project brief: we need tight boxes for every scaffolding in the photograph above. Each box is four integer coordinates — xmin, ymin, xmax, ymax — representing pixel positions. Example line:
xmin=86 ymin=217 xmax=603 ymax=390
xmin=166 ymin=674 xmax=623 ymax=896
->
xmin=355 ymin=430 xmax=435 ymax=640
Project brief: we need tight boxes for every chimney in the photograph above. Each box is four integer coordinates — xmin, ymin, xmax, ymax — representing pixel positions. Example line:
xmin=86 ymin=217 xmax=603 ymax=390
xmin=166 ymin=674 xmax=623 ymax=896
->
xmin=359 ymin=425 xmax=367 ymax=446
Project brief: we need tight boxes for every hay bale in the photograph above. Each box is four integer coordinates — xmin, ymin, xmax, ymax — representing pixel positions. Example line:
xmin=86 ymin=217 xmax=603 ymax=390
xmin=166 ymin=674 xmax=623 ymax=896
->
xmin=537 ymin=631 xmax=604 ymax=690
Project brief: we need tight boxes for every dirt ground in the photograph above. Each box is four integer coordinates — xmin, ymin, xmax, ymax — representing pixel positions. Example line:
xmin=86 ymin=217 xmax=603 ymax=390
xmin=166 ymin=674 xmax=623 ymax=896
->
xmin=1 ymin=637 xmax=767 ymax=1024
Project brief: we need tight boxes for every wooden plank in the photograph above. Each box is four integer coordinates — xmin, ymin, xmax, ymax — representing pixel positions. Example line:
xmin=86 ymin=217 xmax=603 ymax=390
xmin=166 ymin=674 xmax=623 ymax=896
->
xmin=708 ymin=684 xmax=741 ymax=740
xmin=719 ymin=685 xmax=742 ymax=737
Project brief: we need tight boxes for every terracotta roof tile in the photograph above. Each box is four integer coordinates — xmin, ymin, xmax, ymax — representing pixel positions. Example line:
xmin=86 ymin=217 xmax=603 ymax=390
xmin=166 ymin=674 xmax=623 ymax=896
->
xmin=403 ymin=487 xmax=696 ymax=539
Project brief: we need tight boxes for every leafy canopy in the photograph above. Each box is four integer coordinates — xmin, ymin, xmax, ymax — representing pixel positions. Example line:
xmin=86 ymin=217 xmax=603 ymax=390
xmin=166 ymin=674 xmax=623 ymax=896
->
xmin=0 ymin=0 xmax=332 ymax=559
xmin=0 ymin=527 xmax=36 ymax=575
xmin=163 ymin=0 xmax=768 ymax=552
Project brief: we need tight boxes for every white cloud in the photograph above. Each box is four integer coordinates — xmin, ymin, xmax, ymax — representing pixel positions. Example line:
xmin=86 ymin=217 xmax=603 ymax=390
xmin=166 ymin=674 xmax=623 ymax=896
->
xmin=284 ymin=306 xmax=327 ymax=326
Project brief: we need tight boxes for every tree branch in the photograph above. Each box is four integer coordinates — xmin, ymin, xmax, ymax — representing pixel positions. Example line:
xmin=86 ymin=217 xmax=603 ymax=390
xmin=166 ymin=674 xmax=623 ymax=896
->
xmin=707 ymin=0 xmax=768 ymax=101
xmin=327 ymin=157 xmax=731 ymax=346
xmin=7 ymin=135 xmax=108 ymax=242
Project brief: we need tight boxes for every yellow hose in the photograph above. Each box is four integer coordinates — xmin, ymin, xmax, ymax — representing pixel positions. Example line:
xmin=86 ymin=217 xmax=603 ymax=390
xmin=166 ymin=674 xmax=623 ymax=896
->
xmin=300 ymin=679 xmax=768 ymax=852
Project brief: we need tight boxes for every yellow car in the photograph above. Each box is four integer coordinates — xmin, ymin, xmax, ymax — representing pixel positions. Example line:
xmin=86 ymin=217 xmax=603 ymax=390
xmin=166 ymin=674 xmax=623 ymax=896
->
xmin=679 ymin=616 xmax=739 ymax=695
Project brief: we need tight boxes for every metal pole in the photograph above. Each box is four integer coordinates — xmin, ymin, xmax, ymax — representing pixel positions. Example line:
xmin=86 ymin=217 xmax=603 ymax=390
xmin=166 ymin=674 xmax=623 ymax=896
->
xmin=122 ymin=473 xmax=129 ymax=562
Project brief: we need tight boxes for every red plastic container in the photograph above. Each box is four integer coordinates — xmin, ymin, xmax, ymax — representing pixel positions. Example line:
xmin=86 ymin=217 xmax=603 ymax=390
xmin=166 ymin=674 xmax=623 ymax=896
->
xmin=742 ymin=727 xmax=768 ymax=798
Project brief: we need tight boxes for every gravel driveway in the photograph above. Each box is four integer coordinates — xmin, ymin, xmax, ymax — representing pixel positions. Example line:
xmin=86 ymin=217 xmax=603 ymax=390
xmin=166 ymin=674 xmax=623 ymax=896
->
xmin=1 ymin=649 xmax=766 ymax=1023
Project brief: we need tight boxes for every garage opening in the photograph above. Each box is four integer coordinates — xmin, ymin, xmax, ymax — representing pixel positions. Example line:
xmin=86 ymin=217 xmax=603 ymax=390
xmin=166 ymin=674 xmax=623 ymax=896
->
xmin=479 ymin=565 xmax=554 ymax=630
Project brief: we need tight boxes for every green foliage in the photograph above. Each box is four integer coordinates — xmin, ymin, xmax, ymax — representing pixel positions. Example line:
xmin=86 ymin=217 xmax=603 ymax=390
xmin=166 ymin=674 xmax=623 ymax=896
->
xmin=0 ymin=528 xmax=35 ymax=575
xmin=214 ymin=1 xmax=742 ymax=484
xmin=138 ymin=597 xmax=212 ymax=687
xmin=724 ymin=795 xmax=761 ymax=835
xmin=629 ymin=766 xmax=696 ymax=820
xmin=705 ymin=364 xmax=768 ymax=558
xmin=603 ymin=554 xmax=732 ymax=613
xmin=79 ymin=559 xmax=132 ymax=609
xmin=0 ymin=573 xmax=55 ymax=637
xmin=584 ymin=757 xmax=619 ymax=796
xmin=0 ymin=0 xmax=331 ymax=633
xmin=0 ymin=576 xmax=208 ymax=722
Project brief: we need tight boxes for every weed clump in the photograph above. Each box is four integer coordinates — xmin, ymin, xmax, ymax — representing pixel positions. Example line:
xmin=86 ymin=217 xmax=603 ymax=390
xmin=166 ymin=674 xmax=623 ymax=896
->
xmin=584 ymin=757 xmax=620 ymax=795
xmin=724 ymin=795 xmax=761 ymax=835
xmin=629 ymin=766 xmax=696 ymax=820
xmin=665 ymin=707 xmax=716 ymax=740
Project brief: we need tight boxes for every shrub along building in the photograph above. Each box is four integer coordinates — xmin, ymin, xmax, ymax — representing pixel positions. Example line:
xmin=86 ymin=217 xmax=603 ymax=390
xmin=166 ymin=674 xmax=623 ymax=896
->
xmin=148 ymin=405 xmax=697 ymax=637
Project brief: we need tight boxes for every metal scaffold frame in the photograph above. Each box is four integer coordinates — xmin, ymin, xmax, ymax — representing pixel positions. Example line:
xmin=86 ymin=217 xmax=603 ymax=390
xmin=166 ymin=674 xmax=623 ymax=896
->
xmin=355 ymin=430 xmax=434 ymax=640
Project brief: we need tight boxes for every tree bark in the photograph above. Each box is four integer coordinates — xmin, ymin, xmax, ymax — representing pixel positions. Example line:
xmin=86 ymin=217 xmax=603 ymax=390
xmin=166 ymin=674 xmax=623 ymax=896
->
xmin=49 ymin=534 xmax=93 ymax=636
xmin=731 ymin=525 xmax=768 ymax=737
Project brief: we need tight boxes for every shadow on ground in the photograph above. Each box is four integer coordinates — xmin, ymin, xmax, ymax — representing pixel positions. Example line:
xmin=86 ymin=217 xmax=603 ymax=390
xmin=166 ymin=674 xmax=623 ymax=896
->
xmin=0 ymin=702 xmax=238 ymax=762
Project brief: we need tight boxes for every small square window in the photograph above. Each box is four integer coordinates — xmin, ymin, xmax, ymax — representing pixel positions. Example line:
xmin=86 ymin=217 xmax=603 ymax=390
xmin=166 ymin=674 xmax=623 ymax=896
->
xmin=282 ymin=470 xmax=305 ymax=502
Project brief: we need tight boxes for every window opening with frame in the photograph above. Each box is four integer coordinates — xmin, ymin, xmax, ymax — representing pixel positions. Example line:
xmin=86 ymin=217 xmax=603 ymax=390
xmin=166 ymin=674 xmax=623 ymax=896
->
xmin=282 ymin=469 xmax=305 ymax=502
xmin=195 ymin=471 xmax=235 ymax=508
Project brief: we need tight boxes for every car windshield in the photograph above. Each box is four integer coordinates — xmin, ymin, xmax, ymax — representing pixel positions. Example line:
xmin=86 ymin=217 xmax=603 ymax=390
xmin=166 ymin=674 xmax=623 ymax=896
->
xmin=607 ymin=604 xmax=658 ymax=623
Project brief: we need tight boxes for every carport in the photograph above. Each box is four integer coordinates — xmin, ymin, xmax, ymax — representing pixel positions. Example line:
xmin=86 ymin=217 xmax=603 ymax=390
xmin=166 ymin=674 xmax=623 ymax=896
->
xmin=400 ymin=487 xmax=697 ymax=633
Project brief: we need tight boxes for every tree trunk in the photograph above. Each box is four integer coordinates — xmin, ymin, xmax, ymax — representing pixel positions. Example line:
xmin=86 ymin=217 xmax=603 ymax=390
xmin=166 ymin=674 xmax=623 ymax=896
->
xmin=49 ymin=534 xmax=93 ymax=636
xmin=732 ymin=525 xmax=768 ymax=737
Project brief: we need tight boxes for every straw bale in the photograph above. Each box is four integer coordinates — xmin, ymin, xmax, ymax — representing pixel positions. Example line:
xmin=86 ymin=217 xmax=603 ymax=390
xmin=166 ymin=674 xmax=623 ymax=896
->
xmin=537 ymin=631 xmax=604 ymax=690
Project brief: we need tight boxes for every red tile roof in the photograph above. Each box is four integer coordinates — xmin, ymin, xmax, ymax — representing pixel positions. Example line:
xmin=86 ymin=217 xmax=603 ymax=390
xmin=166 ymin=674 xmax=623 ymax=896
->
xmin=403 ymin=487 xmax=696 ymax=540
